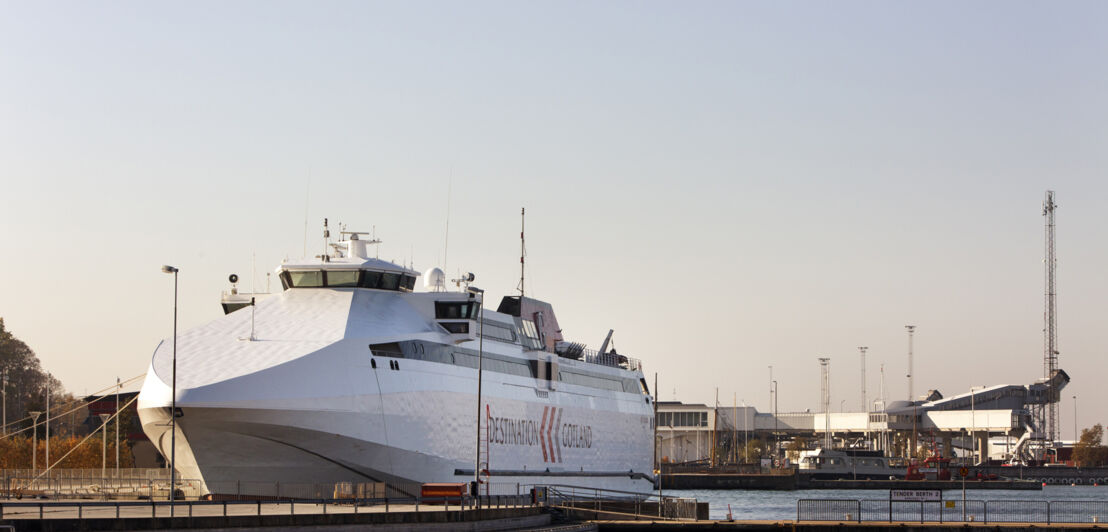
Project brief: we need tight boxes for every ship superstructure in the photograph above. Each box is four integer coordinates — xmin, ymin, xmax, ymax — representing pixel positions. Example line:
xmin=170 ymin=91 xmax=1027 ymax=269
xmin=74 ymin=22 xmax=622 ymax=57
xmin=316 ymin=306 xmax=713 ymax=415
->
xmin=138 ymin=228 xmax=656 ymax=496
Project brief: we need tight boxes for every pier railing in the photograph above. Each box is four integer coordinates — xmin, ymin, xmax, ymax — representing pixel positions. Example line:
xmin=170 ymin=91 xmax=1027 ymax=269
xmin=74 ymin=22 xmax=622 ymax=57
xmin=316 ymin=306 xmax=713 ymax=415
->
xmin=799 ymin=498 xmax=1108 ymax=524
xmin=537 ymin=484 xmax=698 ymax=520
xmin=0 ymin=494 xmax=534 ymax=520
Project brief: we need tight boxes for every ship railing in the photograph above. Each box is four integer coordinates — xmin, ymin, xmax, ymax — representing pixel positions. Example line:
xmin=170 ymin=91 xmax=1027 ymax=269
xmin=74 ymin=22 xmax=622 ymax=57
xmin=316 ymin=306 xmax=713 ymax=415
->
xmin=531 ymin=483 xmax=699 ymax=521
xmin=574 ymin=348 xmax=642 ymax=372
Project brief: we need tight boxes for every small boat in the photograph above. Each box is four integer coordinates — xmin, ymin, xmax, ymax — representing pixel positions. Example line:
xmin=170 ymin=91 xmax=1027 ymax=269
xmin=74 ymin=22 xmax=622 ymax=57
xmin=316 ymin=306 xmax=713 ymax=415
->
xmin=798 ymin=449 xmax=902 ymax=480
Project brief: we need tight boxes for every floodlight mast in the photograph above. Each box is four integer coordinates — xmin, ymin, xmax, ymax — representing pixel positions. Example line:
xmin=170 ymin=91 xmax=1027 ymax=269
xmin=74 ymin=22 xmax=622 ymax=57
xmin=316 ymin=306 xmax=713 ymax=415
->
xmin=905 ymin=326 xmax=916 ymax=401
xmin=858 ymin=347 xmax=867 ymax=412
xmin=819 ymin=358 xmax=831 ymax=450
xmin=161 ymin=265 xmax=179 ymax=508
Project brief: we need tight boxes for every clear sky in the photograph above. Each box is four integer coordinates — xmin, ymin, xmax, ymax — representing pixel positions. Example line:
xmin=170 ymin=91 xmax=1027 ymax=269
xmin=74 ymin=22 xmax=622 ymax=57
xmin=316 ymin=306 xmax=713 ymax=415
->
xmin=2 ymin=1 xmax=1105 ymax=436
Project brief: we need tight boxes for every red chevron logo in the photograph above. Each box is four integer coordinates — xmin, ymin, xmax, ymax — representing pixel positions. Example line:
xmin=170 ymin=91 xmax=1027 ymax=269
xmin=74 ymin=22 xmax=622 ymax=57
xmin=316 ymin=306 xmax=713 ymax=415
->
xmin=553 ymin=407 xmax=563 ymax=463
xmin=546 ymin=407 xmax=557 ymax=461
xmin=539 ymin=406 xmax=550 ymax=462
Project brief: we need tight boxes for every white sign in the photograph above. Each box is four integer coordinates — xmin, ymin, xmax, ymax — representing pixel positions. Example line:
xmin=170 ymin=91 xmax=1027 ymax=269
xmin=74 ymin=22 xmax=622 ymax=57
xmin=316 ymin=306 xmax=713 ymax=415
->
xmin=890 ymin=489 xmax=941 ymax=502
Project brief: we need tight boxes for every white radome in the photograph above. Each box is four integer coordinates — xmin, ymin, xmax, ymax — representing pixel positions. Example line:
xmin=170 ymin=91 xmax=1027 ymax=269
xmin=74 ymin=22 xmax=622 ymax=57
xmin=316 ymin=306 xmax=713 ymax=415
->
xmin=423 ymin=267 xmax=446 ymax=291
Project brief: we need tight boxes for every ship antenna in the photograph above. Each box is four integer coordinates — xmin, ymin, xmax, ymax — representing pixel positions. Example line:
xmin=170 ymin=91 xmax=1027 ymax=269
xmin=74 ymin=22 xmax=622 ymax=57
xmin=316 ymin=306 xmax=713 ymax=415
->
xmin=322 ymin=218 xmax=330 ymax=262
xmin=443 ymin=174 xmax=452 ymax=271
xmin=517 ymin=207 xmax=526 ymax=298
xmin=303 ymin=170 xmax=311 ymax=257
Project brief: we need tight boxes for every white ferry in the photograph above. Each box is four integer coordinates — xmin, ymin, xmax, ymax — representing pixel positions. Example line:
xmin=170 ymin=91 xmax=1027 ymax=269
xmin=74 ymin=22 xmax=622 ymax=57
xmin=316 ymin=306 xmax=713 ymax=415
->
xmin=798 ymin=449 xmax=902 ymax=480
xmin=137 ymin=225 xmax=656 ymax=497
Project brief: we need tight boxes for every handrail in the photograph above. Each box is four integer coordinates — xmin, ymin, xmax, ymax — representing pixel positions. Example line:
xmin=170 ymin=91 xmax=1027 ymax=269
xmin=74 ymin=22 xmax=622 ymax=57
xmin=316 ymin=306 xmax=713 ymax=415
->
xmin=0 ymin=494 xmax=536 ymax=520
xmin=798 ymin=498 xmax=1108 ymax=524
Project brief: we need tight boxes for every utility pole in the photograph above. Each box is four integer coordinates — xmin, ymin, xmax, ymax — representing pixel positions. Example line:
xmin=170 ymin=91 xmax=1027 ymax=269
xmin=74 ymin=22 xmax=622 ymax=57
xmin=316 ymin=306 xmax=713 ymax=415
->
xmin=1042 ymin=190 xmax=1059 ymax=445
xmin=819 ymin=358 xmax=831 ymax=450
xmin=29 ymin=411 xmax=42 ymax=474
xmin=905 ymin=326 xmax=916 ymax=401
xmin=858 ymin=347 xmax=868 ymax=412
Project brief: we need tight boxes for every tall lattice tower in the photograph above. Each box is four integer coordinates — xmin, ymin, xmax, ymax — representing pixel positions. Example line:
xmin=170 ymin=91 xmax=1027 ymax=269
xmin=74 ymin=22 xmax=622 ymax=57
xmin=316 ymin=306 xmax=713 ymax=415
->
xmin=1043 ymin=190 xmax=1059 ymax=444
xmin=819 ymin=357 xmax=831 ymax=450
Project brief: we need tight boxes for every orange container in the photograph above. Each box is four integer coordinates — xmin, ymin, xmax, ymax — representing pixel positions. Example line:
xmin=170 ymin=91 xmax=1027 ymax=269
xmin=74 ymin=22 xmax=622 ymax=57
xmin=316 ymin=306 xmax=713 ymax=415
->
xmin=421 ymin=482 xmax=467 ymax=504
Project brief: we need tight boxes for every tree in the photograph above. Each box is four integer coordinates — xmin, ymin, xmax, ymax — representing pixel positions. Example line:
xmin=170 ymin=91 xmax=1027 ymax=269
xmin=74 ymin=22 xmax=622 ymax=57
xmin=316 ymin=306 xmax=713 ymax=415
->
xmin=0 ymin=318 xmax=60 ymax=433
xmin=786 ymin=436 xmax=810 ymax=462
xmin=1074 ymin=424 xmax=1108 ymax=467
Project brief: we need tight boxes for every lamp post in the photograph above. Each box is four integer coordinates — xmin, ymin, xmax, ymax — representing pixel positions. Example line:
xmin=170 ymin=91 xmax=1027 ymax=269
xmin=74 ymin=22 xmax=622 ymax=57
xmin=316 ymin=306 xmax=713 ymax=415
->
xmin=772 ymin=380 xmax=778 ymax=461
xmin=99 ymin=413 xmax=110 ymax=480
xmin=45 ymin=376 xmax=50 ymax=474
xmin=468 ymin=285 xmax=484 ymax=503
xmin=161 ymin=265 xmax=178 ymax=505
xmin=116 ymin=377 xmax=120 ymax=475
xmin=1073 ymin=395 xmax=1077 ymax=444
xmin=29 ymin=411 xmax=42 ymax=474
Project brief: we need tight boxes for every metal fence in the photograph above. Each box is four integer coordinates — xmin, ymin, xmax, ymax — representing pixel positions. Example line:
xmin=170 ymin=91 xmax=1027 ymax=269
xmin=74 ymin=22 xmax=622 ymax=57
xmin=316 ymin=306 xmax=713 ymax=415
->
xmin=540 ymin=484 xmax=697 ymax=520
xmin=0 ymin=494 xmax=534 ymax=520
xmin=800 ymin=499 xmax=1108 ymax=524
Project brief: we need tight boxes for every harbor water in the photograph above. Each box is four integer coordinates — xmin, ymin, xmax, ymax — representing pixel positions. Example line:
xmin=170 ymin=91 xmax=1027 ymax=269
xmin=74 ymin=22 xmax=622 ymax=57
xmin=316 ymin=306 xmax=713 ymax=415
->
xmin=667 ymin=485 xmax=1108 ymax=521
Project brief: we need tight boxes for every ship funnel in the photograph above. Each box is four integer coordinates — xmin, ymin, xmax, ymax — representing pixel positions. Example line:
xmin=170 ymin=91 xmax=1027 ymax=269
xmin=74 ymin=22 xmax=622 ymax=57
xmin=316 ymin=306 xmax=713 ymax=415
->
xmin=347 ymin=238 xmax=368 ymax=259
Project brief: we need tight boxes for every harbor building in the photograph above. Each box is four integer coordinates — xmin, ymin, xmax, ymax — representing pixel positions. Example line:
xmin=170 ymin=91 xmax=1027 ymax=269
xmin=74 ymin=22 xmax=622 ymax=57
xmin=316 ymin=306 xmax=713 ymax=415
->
xmin=656 ymin=370 xmax=1069 ymax=467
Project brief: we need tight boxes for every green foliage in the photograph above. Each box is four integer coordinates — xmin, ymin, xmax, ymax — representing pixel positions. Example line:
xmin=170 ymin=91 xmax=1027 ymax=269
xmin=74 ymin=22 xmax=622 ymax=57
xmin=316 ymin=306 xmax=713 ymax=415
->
xmin=1074 ymin=424 xmax=1108 ymax=467
xmin=0 ymin=318 xmax=75 ymax=435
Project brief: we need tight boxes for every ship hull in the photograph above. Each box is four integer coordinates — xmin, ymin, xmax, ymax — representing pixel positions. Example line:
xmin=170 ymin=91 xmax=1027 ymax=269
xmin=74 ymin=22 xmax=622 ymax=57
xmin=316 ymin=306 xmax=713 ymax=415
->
xmin=139 ymin=340 xmax=655 ymax=497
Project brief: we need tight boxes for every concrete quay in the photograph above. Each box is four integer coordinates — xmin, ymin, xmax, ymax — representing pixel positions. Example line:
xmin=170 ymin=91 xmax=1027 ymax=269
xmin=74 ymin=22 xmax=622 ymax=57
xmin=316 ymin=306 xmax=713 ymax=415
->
xmin=593 ymin=520 xmax=1108 ymax=530
xmin=661 ymin=473 xmax=1042 ymax=491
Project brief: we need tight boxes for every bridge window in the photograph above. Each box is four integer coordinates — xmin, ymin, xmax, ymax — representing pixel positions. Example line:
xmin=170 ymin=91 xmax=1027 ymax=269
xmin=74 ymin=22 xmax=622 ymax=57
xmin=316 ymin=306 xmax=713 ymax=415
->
xmin=281 ymin=270 xmax=417 ymax=292
xmin=380 ymin=272 xmax=401 ymax=290
xmin=436 ymin=301 xmax=481 ymax=320
xmin=359 ymin=271 xmax=382 ymax=288
xmin=288 ymin=271 xmax=324 ymax=288
xmin=441 ymin=322 xmax=469 ymax=334
xmin=327 ymin=271 xmax=359 ymax=287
